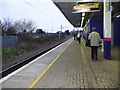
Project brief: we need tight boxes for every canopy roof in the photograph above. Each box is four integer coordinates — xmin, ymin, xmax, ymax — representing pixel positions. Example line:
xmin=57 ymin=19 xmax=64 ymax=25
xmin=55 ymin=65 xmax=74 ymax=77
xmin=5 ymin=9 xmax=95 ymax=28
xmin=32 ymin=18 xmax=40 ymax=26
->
xmin=53 ymin=0 xmax=120 ymax=27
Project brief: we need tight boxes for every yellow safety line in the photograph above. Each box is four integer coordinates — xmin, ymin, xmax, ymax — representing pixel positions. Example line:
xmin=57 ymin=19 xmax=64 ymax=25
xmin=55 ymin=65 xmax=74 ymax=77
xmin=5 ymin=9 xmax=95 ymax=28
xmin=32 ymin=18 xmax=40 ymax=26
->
xmin=27 ymin=40 xmax=73 ymax=90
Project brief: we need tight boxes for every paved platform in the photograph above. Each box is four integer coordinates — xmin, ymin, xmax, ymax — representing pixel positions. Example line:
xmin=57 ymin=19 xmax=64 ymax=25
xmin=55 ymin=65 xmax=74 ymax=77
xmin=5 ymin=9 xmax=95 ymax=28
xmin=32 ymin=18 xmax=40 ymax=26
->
xmin=0 ymin=38 xmax=119 ymax=89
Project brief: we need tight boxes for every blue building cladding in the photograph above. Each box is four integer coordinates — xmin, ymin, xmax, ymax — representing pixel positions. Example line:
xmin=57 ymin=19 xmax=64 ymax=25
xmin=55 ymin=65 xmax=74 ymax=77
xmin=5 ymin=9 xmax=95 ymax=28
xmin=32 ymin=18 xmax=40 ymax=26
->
xmin=82 ymin=21 xmax=90 ymax=41
xmin=83 ymin=18 xmax=119 ymax=46
xmin=113 ymin=17 xmax=120 ymax=46
xmin=90 ymin=18 xmax=103 ymax=39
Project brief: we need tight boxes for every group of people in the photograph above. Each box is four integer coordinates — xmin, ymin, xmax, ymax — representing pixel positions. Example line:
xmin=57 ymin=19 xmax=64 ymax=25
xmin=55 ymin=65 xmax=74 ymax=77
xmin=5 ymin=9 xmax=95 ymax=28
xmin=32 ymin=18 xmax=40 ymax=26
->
xmin=74 ymin=32 xmax=82 ymax=43
xmin=73 ymin=27 xmax=101 ymax=60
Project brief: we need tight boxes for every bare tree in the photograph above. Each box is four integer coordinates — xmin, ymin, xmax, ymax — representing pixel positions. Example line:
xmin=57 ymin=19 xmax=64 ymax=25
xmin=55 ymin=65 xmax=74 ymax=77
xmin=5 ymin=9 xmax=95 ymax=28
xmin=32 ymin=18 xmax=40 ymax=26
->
xmin=14 ymin=19 xmax=36 ymax=41
xmin=1 ymin=18 xmax=13 ymax=36
xmin=2 ymin=18 xmax=12 ymax=31
xmin=14 ymin=19 xmax=36 ymax=33
xmin=1 ymin=18 xmax=36 ymax=38
xmin=6 ymin=26 xmax=16 ymax=36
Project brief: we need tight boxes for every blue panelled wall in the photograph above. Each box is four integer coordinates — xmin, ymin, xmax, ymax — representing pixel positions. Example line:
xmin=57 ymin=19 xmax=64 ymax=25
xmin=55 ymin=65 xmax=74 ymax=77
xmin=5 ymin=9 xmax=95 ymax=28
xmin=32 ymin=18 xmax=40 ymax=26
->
xmin=113 ymin=17 xmax=120 ymax=46
xmin=83 ymin=17 xmax=120 ymax=46
xmin=89 ymin=18 xmax=103 ymax=39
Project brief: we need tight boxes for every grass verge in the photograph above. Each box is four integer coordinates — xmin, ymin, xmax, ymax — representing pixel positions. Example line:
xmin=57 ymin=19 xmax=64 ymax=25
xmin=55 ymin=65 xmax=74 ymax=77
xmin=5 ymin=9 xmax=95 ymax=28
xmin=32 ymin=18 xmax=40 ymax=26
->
xmin=2 ymin=46 xmax=27 ymax=61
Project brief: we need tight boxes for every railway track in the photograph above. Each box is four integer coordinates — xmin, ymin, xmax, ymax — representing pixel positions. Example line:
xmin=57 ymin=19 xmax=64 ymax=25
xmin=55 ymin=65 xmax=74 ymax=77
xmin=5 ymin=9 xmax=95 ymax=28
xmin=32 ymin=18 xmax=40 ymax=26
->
xmin=0 ymin=38 xmax=72 ymax=78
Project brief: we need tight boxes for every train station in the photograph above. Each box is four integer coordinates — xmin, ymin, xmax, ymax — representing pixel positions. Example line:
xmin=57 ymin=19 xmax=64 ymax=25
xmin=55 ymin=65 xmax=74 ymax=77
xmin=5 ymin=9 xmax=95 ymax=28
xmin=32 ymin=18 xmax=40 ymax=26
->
xmin=0 ymin=0 xmax=119 ymax=89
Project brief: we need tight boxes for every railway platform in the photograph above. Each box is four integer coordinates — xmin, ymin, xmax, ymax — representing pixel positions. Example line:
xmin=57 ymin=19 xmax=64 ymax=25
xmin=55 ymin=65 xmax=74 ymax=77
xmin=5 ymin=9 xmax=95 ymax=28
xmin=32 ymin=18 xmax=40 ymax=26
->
xmin=0 ymin=38 xmax=118 ymax=89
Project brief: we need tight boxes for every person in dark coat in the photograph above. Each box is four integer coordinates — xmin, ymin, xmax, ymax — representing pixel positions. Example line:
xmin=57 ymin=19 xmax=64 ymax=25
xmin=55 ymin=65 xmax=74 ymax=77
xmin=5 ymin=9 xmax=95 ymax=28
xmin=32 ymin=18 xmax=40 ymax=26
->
xmin=74 ymin=33 xmax=76 ymax=40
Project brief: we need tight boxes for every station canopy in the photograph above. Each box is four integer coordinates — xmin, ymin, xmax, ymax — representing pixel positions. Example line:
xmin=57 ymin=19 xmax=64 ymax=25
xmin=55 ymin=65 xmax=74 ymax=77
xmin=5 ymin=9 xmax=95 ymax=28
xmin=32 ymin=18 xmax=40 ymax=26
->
xmin=52 ymin=0 xmax=120 ymax=28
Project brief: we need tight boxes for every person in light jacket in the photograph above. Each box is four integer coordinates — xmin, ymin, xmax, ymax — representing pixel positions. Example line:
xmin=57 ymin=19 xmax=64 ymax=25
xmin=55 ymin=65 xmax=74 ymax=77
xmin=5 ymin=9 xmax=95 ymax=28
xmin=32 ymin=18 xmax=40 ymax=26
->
xmin=77 ymin=32 xmax=81 ymax=43
xmin=88 ymin=27 xmax=101 ymax=60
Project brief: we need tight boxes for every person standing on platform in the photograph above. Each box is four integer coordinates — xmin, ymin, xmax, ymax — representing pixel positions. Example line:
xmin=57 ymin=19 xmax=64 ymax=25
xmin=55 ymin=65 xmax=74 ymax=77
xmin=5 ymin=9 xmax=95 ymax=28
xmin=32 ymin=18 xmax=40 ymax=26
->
xmin=77 ymin=32 xmax=81 ymax=43
xmin=79 ymin=32 xmax=82 ymax=43
xmin=74 ymin=33 xmax=76 ymax=40
xmin=88 ymin=27 xmax=101 ymax=60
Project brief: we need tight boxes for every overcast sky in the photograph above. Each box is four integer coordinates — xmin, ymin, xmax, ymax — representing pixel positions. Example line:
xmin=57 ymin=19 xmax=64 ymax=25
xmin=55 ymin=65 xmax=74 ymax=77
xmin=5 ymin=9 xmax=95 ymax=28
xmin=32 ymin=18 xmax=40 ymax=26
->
xmin=0 ymin=0 xmax=75 ymax=33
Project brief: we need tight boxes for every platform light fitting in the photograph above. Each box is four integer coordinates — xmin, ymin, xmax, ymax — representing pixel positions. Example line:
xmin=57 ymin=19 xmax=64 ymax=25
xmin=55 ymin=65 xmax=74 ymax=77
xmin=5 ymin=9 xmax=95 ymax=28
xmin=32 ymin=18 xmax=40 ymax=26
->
xmin=117 ymin=15 xmax=120 ymax=18
xmin=82 ymin=17 xmax=85 ymax=20
xmin=81 ymin=17 xmax=85 ymax=27
xmin=82 ymin=13 xmax=85 ymax=16
xmin=81 ymin=13 xmax=85 ymax=28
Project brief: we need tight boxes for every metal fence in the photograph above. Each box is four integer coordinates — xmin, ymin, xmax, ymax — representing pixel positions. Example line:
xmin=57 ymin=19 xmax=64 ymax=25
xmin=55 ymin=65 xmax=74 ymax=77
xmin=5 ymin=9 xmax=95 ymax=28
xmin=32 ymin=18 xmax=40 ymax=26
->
xmin=2 ymin=36 xmax=18 ymax=48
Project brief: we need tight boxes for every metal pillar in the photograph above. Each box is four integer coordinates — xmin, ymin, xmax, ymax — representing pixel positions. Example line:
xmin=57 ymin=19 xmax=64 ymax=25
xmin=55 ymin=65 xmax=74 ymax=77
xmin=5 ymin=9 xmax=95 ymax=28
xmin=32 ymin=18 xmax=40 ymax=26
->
xmin=101 ymin=39 xmax=104 ymax=52
xmin=104 ymin=0 xmax=112 ymax=60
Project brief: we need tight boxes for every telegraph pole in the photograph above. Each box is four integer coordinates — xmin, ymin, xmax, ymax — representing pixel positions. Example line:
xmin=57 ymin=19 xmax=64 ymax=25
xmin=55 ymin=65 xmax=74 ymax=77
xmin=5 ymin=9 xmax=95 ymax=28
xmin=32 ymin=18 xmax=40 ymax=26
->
xmin=52 ymin=22 xmax=53 ymax=34
xmin=61 ymin=25 xmax=62 ymax=32
xmin=59 ymin=25 xmax=62 ymax=39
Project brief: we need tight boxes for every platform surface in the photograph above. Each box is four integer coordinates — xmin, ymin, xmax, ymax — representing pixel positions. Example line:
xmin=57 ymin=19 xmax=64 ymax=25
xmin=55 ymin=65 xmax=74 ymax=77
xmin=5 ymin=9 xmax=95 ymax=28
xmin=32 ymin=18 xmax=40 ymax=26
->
xmin=1 ymin=38 xmax=118 ymax=89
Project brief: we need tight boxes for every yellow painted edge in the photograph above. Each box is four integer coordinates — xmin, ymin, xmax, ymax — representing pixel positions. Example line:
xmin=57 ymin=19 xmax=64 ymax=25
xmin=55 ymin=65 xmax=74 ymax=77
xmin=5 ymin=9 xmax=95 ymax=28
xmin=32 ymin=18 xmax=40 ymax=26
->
xmin=27 ymin=39 xmax=73 ymax=90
